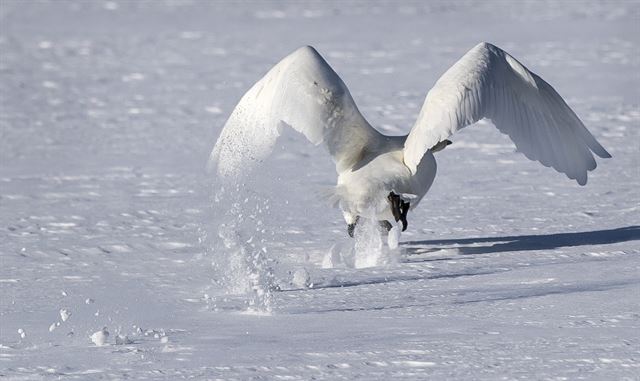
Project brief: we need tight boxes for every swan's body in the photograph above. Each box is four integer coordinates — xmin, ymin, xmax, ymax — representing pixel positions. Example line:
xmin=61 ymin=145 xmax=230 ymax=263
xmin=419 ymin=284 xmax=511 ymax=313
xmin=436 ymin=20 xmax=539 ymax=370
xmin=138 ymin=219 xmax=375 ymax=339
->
xmin=210 ymin=43 xmax=610 ymax=235
xmin=335 ymin=141 xmax=436 ymax=225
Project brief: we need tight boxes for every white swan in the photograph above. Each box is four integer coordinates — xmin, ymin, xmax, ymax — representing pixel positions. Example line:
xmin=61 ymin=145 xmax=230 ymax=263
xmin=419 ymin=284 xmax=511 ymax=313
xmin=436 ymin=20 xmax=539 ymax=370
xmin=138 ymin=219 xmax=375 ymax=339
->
xmin=209 ymin=43 xmax=610 ymax=236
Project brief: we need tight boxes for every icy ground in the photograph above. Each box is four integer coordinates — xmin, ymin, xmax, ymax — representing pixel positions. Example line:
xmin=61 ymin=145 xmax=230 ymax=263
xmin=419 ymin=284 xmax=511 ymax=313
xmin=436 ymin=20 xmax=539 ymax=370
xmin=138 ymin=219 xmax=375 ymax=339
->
xmin=1 ymin=1 xmax=639 ymax=379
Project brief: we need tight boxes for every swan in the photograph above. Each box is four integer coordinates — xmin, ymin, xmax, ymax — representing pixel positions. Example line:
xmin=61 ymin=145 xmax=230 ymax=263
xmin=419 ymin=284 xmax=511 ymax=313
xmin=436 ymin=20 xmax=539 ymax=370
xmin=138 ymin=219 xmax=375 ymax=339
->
xmin=209 ymin=43 xmax=610 ymax=237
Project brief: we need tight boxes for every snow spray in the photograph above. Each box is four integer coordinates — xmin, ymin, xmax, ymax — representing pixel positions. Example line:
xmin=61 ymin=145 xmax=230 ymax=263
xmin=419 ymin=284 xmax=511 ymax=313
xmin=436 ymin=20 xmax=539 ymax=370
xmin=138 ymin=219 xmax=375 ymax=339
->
xmin=210 ymin=182 xmax=276 ymax=313
xmin=353 ymin=208 xmax=399 ymax=268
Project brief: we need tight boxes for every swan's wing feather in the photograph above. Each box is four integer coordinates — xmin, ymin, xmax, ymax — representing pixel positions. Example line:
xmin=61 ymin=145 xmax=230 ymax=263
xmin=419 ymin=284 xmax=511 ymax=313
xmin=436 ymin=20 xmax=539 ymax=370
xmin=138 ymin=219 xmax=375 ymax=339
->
xmin=209 ymin=46 xmax=379 ymax=179
xmin=404 ymin=42 xmax=610 ymax=185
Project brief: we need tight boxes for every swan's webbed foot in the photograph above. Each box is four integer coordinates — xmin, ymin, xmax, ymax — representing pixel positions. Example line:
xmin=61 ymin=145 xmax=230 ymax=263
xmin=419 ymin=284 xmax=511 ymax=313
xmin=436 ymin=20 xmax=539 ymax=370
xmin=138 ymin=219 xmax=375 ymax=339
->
xmin=387 ymin=192 xmax=410 ymax=232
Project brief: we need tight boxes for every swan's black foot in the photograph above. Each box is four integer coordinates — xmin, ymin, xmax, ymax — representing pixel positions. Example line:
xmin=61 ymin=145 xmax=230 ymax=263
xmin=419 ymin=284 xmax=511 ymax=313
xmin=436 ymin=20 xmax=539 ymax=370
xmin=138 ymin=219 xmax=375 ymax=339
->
xmin=347 ymin=223 xmax=356 ymax=238
xmin=347 ymin=216 xmax=360 ymax=238
xmin=379 ymin=220 xmax=393 ymax=232
xmin=387 ymin=192 xmax=410 ymax=232
xmin=347 ymin=217 xmax=392 ymax=237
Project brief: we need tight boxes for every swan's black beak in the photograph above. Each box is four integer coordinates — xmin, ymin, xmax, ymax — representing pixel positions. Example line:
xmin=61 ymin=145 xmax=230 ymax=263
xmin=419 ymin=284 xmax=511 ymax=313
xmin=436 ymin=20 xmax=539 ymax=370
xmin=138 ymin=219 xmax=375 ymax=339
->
xmin=388 ymin=192 xmax=409 ymax=232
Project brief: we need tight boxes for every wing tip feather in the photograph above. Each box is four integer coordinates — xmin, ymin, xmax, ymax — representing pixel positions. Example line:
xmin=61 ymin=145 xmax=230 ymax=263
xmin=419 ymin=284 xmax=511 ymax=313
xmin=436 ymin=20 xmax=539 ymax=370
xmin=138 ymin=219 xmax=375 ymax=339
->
xmin=596 ymin=148 xmax=612 ymax=159
xmin=576 ymin=176 xmax=587 ymax=186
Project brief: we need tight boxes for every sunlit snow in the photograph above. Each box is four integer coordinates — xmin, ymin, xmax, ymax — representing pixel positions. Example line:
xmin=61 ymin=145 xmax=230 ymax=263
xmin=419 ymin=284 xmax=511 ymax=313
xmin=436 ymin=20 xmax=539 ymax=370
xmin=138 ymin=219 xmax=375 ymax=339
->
xmin=1 ymin=1 xmax=638 ymax=380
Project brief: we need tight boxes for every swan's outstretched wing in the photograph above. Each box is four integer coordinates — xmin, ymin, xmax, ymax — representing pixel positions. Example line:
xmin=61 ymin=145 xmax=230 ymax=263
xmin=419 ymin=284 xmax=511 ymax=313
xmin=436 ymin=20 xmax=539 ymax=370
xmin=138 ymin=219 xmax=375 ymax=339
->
xmin=404 ymin=42 xmax=610 ymax=185
xmin=209 ymin=46 xmax=380 ymax=179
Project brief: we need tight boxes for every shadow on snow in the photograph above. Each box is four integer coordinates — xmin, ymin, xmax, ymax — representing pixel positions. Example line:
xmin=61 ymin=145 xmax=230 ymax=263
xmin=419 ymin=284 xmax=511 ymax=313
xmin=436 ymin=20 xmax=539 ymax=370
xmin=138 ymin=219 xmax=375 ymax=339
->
xmin=403 ymin=225 xmax=640 ymax=256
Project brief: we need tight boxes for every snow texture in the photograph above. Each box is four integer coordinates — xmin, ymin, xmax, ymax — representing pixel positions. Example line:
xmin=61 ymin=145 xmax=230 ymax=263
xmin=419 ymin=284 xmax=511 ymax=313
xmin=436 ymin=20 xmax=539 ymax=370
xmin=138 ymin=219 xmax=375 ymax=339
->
xmin=1 ymin=1 xmax=639 ymax=380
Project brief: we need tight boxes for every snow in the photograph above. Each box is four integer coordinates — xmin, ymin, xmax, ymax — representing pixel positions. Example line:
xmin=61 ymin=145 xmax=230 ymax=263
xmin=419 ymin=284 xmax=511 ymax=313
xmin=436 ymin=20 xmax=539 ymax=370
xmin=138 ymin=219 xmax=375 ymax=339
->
xmin=291 ymin=268 xmax=311 ymax=289
xmin=1 ymin=0 xmax=639 ymax=380
xmin=89 ymin=328 xmax=109 ymax=347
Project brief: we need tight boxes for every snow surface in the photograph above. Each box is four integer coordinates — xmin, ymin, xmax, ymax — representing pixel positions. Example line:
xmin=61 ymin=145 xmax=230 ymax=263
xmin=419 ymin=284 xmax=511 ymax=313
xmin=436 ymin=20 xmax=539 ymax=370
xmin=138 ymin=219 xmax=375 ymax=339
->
xmin=1 ymin=0 xmax=639 ymax=380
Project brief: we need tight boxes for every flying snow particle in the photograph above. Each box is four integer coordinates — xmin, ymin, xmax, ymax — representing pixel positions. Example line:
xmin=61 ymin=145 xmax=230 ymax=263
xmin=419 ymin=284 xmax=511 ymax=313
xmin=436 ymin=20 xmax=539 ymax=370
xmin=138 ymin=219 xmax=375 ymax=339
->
xmin=90 ymin=327 xmax=109 ymax=346
xmin=59 ymin=308 xmax=71 ymax=322
xmin=205 ymin=106 xmax=223 ymax=114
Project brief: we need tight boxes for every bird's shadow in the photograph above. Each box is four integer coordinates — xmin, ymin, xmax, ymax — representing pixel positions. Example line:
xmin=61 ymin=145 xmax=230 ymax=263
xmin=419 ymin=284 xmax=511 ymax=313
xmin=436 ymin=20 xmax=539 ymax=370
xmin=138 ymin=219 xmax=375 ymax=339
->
xmin=402 ymin=225 xmax=640 ymax=257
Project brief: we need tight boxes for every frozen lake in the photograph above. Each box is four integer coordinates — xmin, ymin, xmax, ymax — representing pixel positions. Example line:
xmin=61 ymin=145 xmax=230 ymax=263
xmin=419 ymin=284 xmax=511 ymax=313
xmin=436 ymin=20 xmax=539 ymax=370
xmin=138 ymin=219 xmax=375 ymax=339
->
xmin=1 ymin=1 xmax=639 ymax=379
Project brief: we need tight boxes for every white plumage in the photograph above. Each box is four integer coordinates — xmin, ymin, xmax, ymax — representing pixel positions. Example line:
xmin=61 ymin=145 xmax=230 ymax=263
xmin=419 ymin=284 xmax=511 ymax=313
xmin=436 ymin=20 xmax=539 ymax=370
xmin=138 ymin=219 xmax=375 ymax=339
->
xmin=404 ymin=43 xmax=610 ymax=184
xmin=209 ymin=43 xmax=610 ymax=234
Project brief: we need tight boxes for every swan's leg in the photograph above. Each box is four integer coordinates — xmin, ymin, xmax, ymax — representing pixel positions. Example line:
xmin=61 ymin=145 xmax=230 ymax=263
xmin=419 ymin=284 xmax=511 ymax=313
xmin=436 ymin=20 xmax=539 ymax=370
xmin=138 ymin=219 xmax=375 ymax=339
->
xmin=399 ymin=200 xmax=410 ymax=232
xmin=387 ymin=192 xmax=401 ymax=222
xmin=387 ymin=192 xmax=410 ymax=232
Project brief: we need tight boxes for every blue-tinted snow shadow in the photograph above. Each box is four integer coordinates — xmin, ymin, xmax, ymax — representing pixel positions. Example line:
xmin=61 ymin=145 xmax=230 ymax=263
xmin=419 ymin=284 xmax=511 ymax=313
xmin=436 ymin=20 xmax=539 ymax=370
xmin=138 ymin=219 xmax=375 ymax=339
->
xmin=454 ymin=279 xmax=637 ymax=305
xmin=403 ymin=225 xmax=640 ymax=256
